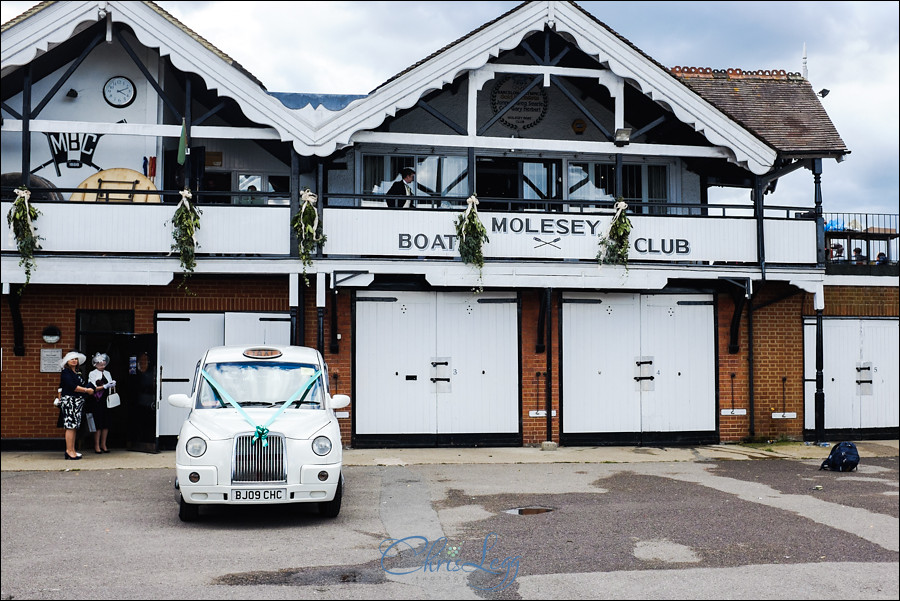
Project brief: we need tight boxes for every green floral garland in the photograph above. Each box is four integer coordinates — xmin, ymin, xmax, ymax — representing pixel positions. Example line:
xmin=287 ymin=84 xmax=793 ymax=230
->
xmin=454 ymin=195 xmax=490 ymax=293
xmin=170 ymin=188 xmax=202 ymax=292
xmin=6 ymin=186 xmax=42 ymax=291
xmin=291 ymin=189 xmax=326 ymax=286
xmin=597 ymin=199 xmax=632 ymax=266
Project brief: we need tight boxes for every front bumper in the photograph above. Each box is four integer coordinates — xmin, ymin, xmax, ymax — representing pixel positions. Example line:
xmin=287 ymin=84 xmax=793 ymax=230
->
xmin=175 ymin=462 xmax=341 ymax=505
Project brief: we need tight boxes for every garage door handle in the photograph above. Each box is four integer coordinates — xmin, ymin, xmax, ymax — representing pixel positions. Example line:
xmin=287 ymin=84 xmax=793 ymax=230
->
xmin=856 ymin=366 xmax=871 ymax=372
xmin=634 ymin=376 xmax=655 ymax=381
xmin=431 ymin=361 xmax=449 ymax=367
xmin=856 ymin=379 xmax=873 ymax=384
xmin=430 ymin=377 xmax=450 ymax=383
xmin=635 ymin=360 xmax=652 ymax=366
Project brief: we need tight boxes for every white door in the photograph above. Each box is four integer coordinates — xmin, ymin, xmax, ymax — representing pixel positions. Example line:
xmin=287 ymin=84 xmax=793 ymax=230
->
xmin=157 ymin=312 xmax=292 ymax=436
xmin=356 ymin=292 xmax=437 ymax=434
xmin=157 ymin=313 xmax=224 ymax=436
xmin=640 ymin=295 xmax=716 ymax=433
xmin=355 ymin=291 xmax=519 ymax=438
xmin=804 ymin=318 xmax=900 ymax=430
xmin=436 ymin=293 xmax=518 ymax=434
xmin=562 ymin=293 xmax=715 ymax=441
xmin=224 ymin=313 xmax=291 ymax=346
xmin=562 ymin=293 xmax=641 ymax=433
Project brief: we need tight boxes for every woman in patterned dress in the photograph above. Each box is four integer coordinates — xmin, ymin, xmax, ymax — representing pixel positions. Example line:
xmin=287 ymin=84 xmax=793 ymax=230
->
xmin=59 ymin=351 xmax=94 ymax=460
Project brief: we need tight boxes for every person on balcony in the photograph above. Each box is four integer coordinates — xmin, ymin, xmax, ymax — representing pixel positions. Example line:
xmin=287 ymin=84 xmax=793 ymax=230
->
xmin=385 ymin=168 xmax=415 ymax=208
xmin=853 ymin=247 xmax=868 ymax=264
xmin=876 ymin=252 xmax=888 ymax=265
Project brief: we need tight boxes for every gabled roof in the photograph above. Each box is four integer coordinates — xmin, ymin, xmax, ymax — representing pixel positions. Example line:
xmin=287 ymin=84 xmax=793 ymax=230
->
xmin=3 ymin=1 xmax=848 ymax=172
xmin=2 ymin=0 xmax=320 ymax=145
xmin=672 ymin=67 xmax=848 ymax=158
xmin=302 ymin=1 xmax=781 ymax=173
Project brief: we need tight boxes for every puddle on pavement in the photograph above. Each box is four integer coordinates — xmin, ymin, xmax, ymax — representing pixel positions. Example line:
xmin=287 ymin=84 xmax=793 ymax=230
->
xmin=504 ymin=506 xmax=554 ymax=515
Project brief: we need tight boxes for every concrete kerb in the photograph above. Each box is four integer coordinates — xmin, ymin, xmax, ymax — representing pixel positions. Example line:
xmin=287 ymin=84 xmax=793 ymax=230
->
xmin=1 ymin=440 xmax=896 ymax=472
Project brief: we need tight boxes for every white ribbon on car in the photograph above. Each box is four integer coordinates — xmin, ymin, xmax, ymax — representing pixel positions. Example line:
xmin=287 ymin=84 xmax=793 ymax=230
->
xmin=299 ymin=189 xmax=319 ymax=241
xmin=201 ymin=368 xmax=323 ymax=447
xmin=460 ymin=195 xmax=480 ymax=241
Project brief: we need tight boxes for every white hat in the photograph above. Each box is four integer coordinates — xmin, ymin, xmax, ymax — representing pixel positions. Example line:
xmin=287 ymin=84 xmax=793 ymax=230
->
xmin=60 ymin=351 xmax=86 ymax=370
xmin=92 ymin=353 xmax=110 ymax=366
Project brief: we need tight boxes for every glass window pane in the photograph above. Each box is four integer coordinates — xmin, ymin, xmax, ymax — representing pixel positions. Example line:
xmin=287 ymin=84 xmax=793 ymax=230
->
xmin=647 ymin=165 xmax=667 ymax=201
xmin=568 ymin=163 xmax=613 ymax=201
xmin=441 ymin=156 xmax=468 ymax=197
xmin=363 ymin=155 xmax=387 ymax=193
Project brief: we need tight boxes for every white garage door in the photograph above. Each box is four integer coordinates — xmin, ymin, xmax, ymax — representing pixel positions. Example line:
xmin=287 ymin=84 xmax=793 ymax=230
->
xmin=804 ymin=318 xmax=900 ymax=431
xmin=157 ymin=312 xmax=291 ymax=436
xmin=562 ymin=293 xmax=716 ymax=444
xmin=355 ymin=291 xmax=519 ymax=443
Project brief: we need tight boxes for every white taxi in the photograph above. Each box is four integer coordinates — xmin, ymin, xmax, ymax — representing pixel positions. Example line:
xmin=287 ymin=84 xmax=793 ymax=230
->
xmin=168 ymin=345 xmax=350 ymax=521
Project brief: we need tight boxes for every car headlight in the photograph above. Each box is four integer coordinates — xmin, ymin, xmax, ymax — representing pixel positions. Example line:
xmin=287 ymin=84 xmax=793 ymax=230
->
xmin=312 ymin=436 xmax=332 ymax=456
xmin=185 ymin=437 xmax=207 ymax=457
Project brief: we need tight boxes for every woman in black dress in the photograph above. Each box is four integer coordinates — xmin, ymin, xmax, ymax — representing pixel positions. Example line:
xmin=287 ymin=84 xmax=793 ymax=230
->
xmin=59 ymin=351 xmax=94 ymax=460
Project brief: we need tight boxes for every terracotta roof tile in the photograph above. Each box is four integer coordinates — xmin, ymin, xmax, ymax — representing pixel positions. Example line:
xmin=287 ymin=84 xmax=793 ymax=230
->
xmin=671 ymin=67 xmax=849 ymax=157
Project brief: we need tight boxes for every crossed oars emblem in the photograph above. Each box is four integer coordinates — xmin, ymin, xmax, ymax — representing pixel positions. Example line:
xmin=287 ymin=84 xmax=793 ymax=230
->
xmin=533 ymin=236 xmax=561 ymax=249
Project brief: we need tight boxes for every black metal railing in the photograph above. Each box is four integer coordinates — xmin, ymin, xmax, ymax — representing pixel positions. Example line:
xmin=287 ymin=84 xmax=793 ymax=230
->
xmin=823 ymin=212 xmax=898 ymax=267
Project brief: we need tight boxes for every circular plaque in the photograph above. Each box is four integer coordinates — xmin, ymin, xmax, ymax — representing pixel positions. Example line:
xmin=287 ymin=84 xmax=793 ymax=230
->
xmin=489 ymin=75 xmax=549 ymax=131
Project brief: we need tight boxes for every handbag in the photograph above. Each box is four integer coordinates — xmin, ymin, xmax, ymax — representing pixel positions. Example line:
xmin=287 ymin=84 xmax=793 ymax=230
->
xmin=107 ymin=389 xmax=121 ymax=409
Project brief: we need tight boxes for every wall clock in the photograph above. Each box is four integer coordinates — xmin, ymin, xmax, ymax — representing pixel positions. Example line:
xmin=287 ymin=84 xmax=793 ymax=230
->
xmin=103 ymin=75 xmax=136 ymax=108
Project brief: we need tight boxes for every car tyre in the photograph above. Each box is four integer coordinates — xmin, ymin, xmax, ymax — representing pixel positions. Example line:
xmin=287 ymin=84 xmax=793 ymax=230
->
xmin=319 ymin=477 xmax=342 ymax=518
xmin=179 ymin=496 xmax=200 ymax=522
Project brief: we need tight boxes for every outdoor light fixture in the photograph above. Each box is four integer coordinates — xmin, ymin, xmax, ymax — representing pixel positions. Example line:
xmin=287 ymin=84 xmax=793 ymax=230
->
xmin=614 ymin=127 xmax=632 ymax=147
xmin=42 ymin=325 xmax=61 ymax=344
xmin=66 ymin=88 xmax=78 ymax=98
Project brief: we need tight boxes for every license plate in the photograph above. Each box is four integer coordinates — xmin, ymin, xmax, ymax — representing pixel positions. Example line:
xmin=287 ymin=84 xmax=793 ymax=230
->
xmin=231 ymin=488 xmax=286 ymax=503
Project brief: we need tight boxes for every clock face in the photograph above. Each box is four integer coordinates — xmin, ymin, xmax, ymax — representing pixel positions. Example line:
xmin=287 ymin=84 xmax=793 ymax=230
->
xmin=103 ymin=76 xmax=136 ymax=108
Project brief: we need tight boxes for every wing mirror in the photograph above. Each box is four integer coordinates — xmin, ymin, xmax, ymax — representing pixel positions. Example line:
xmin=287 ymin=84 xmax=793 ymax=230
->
xmin=168 ymin=393 xmax=192 ymax=408
xmin=329 ymin=394 xmax=350 ymax=410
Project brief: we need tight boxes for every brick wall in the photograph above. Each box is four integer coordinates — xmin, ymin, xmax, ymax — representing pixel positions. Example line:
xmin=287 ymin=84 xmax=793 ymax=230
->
xmin=4 ymin=279 xmax=896 ymax=445
xmin=1 ymin=276 xmax=289 ymax=439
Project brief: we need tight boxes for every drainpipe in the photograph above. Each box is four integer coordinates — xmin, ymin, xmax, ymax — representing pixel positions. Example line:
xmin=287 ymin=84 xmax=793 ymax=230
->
xmin=747 ymin=291 xmax=755 ymax=438
xmin=545 ymin=288 xmax=553 ymax=442
xmin=316 ymin=272 xmax=326 ymax=354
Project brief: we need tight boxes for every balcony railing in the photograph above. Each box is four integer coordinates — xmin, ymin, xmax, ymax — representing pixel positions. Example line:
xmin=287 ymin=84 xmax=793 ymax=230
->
xmin=824 ymin=212 xmax=898 ymax=265
xmin=2 ymin=192 xmax=824 ymax=268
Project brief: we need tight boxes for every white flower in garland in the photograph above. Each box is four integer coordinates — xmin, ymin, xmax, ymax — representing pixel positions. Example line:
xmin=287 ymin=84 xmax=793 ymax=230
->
xmin=6 ymin=186 xmax=42 ymax=290
xmin=291 ymin=188 xmax=327 ymax=286
xmin=169 ymin=188 xmax=202 ymax=292
xmin=597 ymin=199 xmax=632 ymax=266
xmin=454 ymin=194 xmax=490 ymax=293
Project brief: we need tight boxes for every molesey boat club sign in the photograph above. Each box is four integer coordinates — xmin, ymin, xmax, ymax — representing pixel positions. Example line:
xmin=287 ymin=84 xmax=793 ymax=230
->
xmin=323 ymin=209 xmax=764 ymax=263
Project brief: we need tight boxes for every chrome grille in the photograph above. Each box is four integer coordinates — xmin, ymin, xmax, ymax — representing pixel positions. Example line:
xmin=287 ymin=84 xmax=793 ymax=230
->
xmin=232 ymin=433 xmax=287 ymax=483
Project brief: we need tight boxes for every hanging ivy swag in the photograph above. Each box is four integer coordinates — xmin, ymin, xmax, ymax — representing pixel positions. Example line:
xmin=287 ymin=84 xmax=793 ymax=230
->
xmin=170 ymin=188 xmax=202 ymax=292
xmin=597 ymin=199 xmax=632 ymax=266
xmin=291 ymin=188 xmax=327 ymax=286
xmin=6 ymin=186 xmax=42 ymax=291
xmin=454 ymin=195 xmax=490 ymax=292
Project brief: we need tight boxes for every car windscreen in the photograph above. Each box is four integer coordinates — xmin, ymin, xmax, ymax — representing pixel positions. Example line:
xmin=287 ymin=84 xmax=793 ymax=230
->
xmin=197 ymin=361 xmax=323 ymax=409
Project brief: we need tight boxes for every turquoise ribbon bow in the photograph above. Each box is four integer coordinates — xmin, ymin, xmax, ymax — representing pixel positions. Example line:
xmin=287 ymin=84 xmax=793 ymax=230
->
xmin=200 ymin=368 xmax=323 ymax=447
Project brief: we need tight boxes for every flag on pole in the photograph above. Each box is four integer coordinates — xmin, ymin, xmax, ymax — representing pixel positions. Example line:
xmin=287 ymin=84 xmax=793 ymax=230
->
xmin=177 ymin=118 xmax=187 ymax=165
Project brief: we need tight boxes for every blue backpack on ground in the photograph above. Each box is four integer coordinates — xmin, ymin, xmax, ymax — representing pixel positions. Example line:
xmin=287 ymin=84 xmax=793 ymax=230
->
xmin=819 ymin=441 xmax=860 ymax=472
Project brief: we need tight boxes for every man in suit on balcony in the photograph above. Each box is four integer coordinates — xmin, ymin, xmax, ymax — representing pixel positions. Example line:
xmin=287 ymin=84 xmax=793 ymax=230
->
xmin=385 ymin=168 xmax=415 ymax=208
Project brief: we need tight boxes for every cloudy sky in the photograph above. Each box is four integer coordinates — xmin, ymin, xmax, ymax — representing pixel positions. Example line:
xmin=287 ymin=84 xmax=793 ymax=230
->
xmin=2 ymin=1 xmax=898 ymax=215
